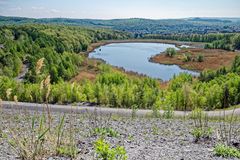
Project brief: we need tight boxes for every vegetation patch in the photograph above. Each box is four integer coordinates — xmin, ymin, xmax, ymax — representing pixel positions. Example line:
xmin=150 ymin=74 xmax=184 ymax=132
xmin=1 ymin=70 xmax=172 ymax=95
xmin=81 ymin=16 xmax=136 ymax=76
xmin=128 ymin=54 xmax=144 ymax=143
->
xmin=190 ymin=108 xmax=213 ymax=142
xmin=92 ymin=127 xmax=120 ymax=137
xmin=94 ymin=138 xmax=127 ymax=160
xmin=214 ymin=144 xmax=240 ymax=158
xmin=151 ymin=48 xmax=237 ymax=71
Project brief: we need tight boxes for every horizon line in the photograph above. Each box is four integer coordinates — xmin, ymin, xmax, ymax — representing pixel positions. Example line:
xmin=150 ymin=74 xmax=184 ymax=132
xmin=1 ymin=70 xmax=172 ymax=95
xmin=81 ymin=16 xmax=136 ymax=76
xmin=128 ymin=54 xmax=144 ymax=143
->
xmin=1 ymin=15 xmax=240 ymax=21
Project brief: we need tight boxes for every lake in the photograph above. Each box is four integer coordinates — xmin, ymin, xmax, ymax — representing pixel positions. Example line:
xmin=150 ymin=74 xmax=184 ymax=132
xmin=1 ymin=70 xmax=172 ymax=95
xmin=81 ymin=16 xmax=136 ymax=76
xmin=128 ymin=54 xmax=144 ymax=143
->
xmin=89 ymin=43 xmax=199 ymax=81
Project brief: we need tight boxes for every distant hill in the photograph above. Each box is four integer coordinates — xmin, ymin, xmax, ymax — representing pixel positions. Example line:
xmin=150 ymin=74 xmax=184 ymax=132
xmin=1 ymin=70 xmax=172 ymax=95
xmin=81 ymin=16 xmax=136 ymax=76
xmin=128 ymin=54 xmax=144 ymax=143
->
xmin=1 ymin=16 xmax=240 ymax=35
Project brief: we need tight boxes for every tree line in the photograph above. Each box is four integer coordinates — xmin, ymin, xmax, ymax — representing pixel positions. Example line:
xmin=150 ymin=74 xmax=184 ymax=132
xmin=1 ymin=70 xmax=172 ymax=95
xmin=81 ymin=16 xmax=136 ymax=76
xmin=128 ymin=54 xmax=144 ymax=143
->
xmin=143 ymin=33 xmax=240 ymax=51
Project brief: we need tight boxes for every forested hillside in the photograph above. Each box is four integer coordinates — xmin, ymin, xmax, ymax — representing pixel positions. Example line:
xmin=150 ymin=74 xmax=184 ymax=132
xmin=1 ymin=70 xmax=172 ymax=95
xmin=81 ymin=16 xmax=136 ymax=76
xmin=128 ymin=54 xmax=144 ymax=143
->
xmin=1 ymin=16 xmax=240 ymax=35
xmin=144 ymin=33 xmax=240 ymax=51
xmin=0 ymin=24 xmax=130 ymax=82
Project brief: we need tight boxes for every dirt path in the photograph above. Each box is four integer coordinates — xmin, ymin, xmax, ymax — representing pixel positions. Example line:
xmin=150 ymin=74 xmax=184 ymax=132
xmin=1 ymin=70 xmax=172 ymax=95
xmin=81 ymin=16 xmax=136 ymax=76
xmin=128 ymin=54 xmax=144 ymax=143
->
xmin=2 ymin=101 xmax=240 ymax=118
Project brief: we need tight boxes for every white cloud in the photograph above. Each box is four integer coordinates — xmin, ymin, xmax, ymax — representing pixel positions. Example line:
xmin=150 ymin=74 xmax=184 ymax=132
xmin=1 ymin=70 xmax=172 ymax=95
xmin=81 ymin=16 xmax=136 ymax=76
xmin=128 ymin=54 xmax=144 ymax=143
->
xmin=50 ymin=9 xmax=60 ymax=13
xmin=31 ymin=6 xmax=45 ymax=10
xmin=9 ymin=7 xmax=22 ymax=11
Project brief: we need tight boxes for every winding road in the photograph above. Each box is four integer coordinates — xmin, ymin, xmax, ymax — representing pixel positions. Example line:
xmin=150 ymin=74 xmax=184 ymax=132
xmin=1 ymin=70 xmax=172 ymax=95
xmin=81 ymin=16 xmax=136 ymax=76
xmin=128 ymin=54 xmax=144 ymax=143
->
xmin=1 ymin=101 xmax=240 ymax=118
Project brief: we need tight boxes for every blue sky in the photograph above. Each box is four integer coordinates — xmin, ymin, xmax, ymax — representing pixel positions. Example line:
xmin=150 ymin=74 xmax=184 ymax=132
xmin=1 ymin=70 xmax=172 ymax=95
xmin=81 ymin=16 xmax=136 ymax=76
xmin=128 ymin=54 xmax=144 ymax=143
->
xmin=0 ymin=0 xmax=239 ymax=19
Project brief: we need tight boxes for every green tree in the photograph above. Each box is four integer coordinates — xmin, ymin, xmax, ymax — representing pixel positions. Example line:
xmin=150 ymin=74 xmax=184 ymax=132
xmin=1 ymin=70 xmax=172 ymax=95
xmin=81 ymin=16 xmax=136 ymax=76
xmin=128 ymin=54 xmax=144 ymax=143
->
xmin=222 ymin=85 xmax=230 ymax=109
xmin=232 ymin=34 xmax=240 ymax=50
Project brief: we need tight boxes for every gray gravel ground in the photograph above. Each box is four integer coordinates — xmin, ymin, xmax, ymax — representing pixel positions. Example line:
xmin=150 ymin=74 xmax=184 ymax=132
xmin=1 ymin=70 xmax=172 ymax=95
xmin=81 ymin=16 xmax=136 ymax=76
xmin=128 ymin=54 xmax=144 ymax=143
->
xmin=0 ymin=108 xmax=239 ymax=160
xmin=2 ymin=101 xmax=240 ymax=118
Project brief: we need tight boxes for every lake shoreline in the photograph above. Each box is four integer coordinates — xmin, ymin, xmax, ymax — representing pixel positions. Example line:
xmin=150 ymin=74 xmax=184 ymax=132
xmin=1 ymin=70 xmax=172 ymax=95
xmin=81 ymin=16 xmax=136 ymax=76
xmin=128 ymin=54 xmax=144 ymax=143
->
xmin=150 ymin=48 xmax=237 ymax=72
xmin=84 ymin=39 xmax=205 ymax=56
xmin=87 ymin=40 xmax=200 ymax=81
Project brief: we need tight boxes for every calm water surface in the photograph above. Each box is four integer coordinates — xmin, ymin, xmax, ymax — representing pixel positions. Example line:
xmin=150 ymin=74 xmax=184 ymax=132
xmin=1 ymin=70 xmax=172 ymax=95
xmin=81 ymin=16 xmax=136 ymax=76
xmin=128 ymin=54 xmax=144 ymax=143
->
xmin=89 ymin=43 xmax=199 ymax=81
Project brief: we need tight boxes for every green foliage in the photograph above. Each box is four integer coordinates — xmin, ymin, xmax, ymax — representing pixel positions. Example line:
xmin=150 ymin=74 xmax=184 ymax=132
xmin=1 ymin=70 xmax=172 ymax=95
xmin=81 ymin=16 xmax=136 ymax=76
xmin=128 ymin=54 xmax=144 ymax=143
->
xmin=199 ymin=67 xmax=227 ymax=82
xmin=182 ymin=54 xmax=204 ymax=63
xmin=152 ymin=124 xmax=159 ymax=135
xmin=144 ymin=33 xmax=238 ymax=51
xmin=2 ymin=16 xmax=240 ymax=35
xmin=2 ymin=62 xmax=240 ymax=111
xmin=92 ymin=127 xmax=119 ymax=137
xmin=232 ymin=34 xmax=240 ymax=50
xmin=144 ymin=33 xmax=237 ymax=43
xmin=191 ymin=108 xmax=213 ymax=142
xmin=191 ymin=128 xmax=203 ymax=140
xmin=191 ymin=127 xmax=213 ymax=142
xmin=214 ymin=144 xmax=240 ymax=158
xmin=169 ymin=73 xmax=192 ymax=91
xmin=182 ymin=53 xmax=192 ymax=62
xmin=56 ymin=145 xmax=78 ymax=158
xmin=0 ymin=24 xmax=130 ymax=82
xmin=1 ymin=26 xmax=240 ymax=111
xmin=94 ymin=138 xmax=127 ymax=160
xmin=196 ymin=54 xmax=204 ymax=62
xmin=165 ymin=48 xmax=177 ymax=57
xmin=56 ymin=114 xmax=65 ymax=150
xmin=151 ymin=97 xmax=162 ymax=118
xmin=232 ymin=55 xmax=240 ymax=74
xmin=163 ymin=104 xmax=174 ymax=119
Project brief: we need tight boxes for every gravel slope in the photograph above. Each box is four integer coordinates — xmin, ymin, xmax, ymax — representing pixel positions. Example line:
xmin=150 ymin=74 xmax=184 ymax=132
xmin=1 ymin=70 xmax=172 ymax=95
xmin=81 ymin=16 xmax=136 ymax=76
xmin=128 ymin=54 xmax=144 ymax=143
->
xmin=0 ymin=108 xmax=239 ymax=160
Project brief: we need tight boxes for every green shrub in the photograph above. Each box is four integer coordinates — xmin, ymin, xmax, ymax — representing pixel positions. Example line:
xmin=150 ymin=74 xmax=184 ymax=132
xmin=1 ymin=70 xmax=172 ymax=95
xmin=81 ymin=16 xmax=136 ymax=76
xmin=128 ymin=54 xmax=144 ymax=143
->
xmin=56 ymin=145 xmax=78 ymax=158
xmin=165 ymin=48 xmax=177 ymax=57
xmin=191 ymin=127 xmax=213 ymax=142
xmin=94 ymin=138 xmax=128 ymax=160
xmin=182 ymin=53 xmax=192 ymax=62
xmin=191 ymin=108 xmax=213 ymax=142
xmin=92 ymin=127 xmax=119 ymax=137
xmin=196 ymin=54 xmax=204 ymax=62
xmin=214 ymin=144 xmax=240 ymax=158
xmin=163 ymin=104 xmax=174 ymax=119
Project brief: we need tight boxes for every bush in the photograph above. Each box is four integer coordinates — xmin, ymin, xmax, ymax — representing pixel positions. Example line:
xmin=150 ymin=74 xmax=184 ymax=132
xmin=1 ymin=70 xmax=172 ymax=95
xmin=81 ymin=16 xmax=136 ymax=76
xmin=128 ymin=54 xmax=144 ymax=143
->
xmin=191 ymin=108 xmax=213 ymax=142
xmin=94 ymin=138 xmax=128 ymax=160
xmin=165 ymin=48 xmax=177 ymax=57
xmin=191 ymin=127 xmax=213 ymax=142
xmin=92 ymin=127 xmax=119 ymax=137
xmin=56 ymin=145 xmax=78 ymax=158
xmin=163 ymin=104 xmax=174 ymax=119
xmin=214 ymin=144 xmax=240 ymax=158
xmin=182 ymin=53 xmax=192 ymax=62
xmin=196 ymin=54 xmax=204 ymax=62
xmin=232 ymin=34 xmax=240 ymax=50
